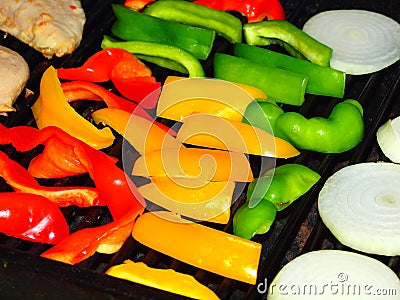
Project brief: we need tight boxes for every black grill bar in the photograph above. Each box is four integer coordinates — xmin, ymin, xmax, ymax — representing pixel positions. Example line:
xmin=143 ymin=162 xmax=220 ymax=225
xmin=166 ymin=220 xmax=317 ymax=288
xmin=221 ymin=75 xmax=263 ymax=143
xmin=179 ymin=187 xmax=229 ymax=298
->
xmin=0 ymin=0 xmax=399 ymax=299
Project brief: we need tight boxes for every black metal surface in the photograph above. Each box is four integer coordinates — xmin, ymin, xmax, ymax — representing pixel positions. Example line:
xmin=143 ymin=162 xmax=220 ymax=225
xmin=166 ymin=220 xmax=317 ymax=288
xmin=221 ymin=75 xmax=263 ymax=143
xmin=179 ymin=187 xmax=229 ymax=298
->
xmin=0 ymin=0 xmax=399 ymax=299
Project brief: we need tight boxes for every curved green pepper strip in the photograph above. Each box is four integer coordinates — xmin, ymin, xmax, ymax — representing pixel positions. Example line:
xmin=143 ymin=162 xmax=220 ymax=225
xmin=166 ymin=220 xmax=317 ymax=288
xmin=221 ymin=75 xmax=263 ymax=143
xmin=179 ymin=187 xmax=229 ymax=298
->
xmin=143 ymin=0 xmax=242 ymax=43
xmin=247 ymin=164 xmax=321 ymax=210
xmin=243 ymin=20 xmax=332 ymax=67
xmin=233 ymin=199 xmax=277 ymax=240
xmin=244 ymin=99 xmax=364 ymax=153
xmin=101 ymin=35 xmax=205 ymax=78
xmin=275 ymin=99 xmax=364 ymax=153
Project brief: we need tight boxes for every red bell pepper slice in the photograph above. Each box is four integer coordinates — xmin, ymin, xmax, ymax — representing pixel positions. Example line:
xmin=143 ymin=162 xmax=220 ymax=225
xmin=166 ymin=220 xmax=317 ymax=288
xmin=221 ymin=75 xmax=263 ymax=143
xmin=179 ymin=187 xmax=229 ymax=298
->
xmin=110 ymin=76 xmax=161 ymax=110
xmin=0 ymin=151 xmax=103 ymax=207
xmin=40 ymin=207 xmax=138 ymax=264
xmin=193 ymin=0 xmax=286 ymax=22
xmin=57 ymin=48 xmax=161 ymax=108
xmin=57 ymin=48 xmax=151 ymax=82
xmin=0 ymin=192 xmax=70 ymax=244
xmin=0 ymin=124 xmax=145 ymax=220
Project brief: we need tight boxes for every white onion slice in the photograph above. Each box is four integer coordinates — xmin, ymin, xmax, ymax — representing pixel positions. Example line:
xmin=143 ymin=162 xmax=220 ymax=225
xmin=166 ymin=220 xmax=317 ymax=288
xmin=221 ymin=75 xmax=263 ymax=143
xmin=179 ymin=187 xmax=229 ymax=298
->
xmin=377 ymin=117 xmax=400 ymax=163
xmin=318 ymin=162 xmax=400 ymax=256
xmin=267 ymin=250 xmax=400 ymax=299
xmin=303 ymin=10 xmax=400 ymax=75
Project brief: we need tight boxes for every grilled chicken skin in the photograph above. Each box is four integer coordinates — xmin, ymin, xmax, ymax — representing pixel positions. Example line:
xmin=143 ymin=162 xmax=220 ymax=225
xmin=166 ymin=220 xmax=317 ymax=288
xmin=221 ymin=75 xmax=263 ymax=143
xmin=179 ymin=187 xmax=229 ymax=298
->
xmin=0 ymin=0 xmax=86 ymax=58
xmin=0 ymin=45 xmax=29 ymax=115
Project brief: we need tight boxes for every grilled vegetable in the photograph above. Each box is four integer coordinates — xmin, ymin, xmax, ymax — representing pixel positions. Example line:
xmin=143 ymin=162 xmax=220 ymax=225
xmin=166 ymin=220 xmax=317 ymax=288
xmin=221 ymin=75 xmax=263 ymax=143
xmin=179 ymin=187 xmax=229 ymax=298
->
xmin=0 ymin=151 xmax=101 ymax=207
xmin=268 ymin=250 xmax=400 ymax=299
xmin=101 ymin=35 xmax=205 ymax=77
xmin=243 ymin=20 xmax=332 ymax=66
xmin=319 ymin=162 xmax=400 ymax=256
xmin=175 ymin=113 xmax=300 ymax=158
xmin=111 ymin=4 xmax=215 ymax=60
xmin=92 ymin=108 xmax=181 ymax=155
xmin=106 ymin=260 xmax=219 ymax=299
xmin=303 ymin=10 xmax=400 ymax=75
xmin=144 ymin=0 xmax=242 ymax=43
xmin=57 ymin=48 xmax=161 ymax=106
xmin=194 ymin=0 xmax=285 ymax=22
xmin=0 ymin=192 xmax=70 ymax=244
xmin=213 ymin=53 xmax=309 ymax=106
xmin=32 ymin=66 xmax=115 ymax=150
xmin=132 ymin=211 xmax=262 ymax=284
xmin=247 ymin=99 xmax=364 ymax=153
xmin=377 ymin=115 xmax=400 ymax=163
xmin=234 ymin=43 xmax=346 ymax=98
xmin=156 ymin=76 xmax=267 ymax=122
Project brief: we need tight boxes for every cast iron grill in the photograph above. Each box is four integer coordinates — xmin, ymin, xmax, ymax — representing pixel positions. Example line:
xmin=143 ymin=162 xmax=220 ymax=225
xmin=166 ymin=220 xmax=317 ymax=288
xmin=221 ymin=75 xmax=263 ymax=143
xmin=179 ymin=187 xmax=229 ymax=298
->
xmin=0 ymin=0 xmax=399 ymax=299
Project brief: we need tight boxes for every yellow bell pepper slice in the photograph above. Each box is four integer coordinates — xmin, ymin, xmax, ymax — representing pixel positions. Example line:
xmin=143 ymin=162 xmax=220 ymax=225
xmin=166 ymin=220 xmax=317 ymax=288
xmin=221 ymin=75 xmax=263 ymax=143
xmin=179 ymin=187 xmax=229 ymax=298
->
xmin=132 ymin=146 xmax=253 ymax=182
xmin=106 ymin=260 xmax=219 ymax=299
xmin=156 ymin=76 xmax=267 ymax=122
xmin=31 ymin=66 xmax=115 ymax=150
xmin=138 ymin=176 xmax=234 ymax=223
xmin=91 ymin=108 xmax=182 ymax=155
xmin=176 ymin=113 xmax=300 ymax=158
xmin=132 ymin=211 xmax=262 ymax=284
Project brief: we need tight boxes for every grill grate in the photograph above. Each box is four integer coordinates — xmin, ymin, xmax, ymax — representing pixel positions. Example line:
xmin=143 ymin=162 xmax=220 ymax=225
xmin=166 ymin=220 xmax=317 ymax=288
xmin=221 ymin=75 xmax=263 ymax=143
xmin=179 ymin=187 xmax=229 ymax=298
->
xmin=0 ymin=0 xmax=399 ymax=299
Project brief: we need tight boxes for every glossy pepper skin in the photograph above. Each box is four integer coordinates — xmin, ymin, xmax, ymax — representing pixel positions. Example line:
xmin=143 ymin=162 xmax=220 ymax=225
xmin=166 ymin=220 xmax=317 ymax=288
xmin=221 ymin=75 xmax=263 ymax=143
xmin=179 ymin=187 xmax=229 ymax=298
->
xmin=234 ymin=43 xmax=346 ymax=98
xmin=57 ymin=48 xmax=161 ymax=107
xmin=213 ymin=53 xmax=308 ymax=106
xmin=144 ymin=0 xmax=243 ymax=43
xmin=32 ymin=66 xmax=115 ymax=150
xmin=247 ymin=164 xmax=321 ymax=210
xmin=111 ymin=4 xmax=215 ymax=60
xmin=0 ymin=192 xmax=70 ymax=244
xmin=106 ymin=260 xmax=219 ymax=299
xmin=41 ymin=207 xmax=139 ymax=264
xmin=61 ymin=81 xmax=171 ymax=133
xmin=132 ymin=211 xmax=262 ymax=285
xmin=0 ymin=124 xmax=146 ymax=264
xmin=0 ymin=151 xmax=102 ymax=207
xmin=243 ymin=20 xmax=333 ymax=67
xmin=194 ymin=0 xmax=285 ymax=22
xmin=233 ymin=199 xmax=277 ymax=239
xmin=271 ymin=99 xmax=364 ymax=153
xmin=102 ymin=35 xmax=205 ymax=78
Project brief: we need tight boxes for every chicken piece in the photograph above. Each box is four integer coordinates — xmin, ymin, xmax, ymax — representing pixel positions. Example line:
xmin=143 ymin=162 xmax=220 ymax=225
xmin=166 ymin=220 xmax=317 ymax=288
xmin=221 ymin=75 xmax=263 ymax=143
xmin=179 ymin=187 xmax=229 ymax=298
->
xmin=0 ymin=45 xmax=29 ymax=115
xmin=0 ymin=0 xmax=86 ymax=58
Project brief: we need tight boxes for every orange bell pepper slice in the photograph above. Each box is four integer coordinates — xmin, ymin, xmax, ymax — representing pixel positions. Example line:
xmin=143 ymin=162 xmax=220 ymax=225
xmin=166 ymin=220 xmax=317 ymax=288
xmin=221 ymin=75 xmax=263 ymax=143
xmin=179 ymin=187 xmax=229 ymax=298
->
xmin=132 ymin=211 xmax=262 ymax=284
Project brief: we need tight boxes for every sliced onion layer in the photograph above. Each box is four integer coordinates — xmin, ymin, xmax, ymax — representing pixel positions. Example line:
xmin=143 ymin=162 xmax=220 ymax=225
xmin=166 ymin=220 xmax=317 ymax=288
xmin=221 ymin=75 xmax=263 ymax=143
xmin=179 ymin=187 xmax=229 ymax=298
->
xmin=377 ymin=116 xmax=400 ymax=163
xmin=268 ymin=250 xmax=400 ymax=299
xmin=318 ymin=162 xmax=400 ymax=256
xmin=303 ymin=10 xmax=400 ymax=75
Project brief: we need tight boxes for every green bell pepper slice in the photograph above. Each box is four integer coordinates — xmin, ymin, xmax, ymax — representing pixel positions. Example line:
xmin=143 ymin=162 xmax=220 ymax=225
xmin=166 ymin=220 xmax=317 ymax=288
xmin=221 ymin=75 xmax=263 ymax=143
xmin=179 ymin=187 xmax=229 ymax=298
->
xmin=233 ymin=199 xmax=277 ymax=240
xmin=243 ymin=20 xmax=332 ymax=67
xmin=101 ymin=36 xmax=205 ymax=78
xmin=234 ymin=43 xmax=346 ymax=98
xmin=247 ymin=164 xmax=321 ymax=210
xmin=144 ymin=0 xmax=242 ymax=43
xmin=111 ymin=4 xmax=215 ymax=60
xmin=233 ymin=163 xmax=320 ymax=240
xmin=213 ymin=53 xmax=308 ymax=106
